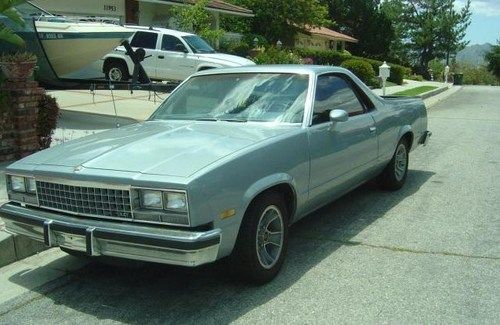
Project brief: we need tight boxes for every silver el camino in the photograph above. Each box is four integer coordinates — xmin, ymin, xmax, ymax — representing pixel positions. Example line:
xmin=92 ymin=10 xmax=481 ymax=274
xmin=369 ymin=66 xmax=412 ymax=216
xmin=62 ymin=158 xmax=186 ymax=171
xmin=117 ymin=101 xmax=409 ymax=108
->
xmin=1 ymin=65 xmax=431 ymax=283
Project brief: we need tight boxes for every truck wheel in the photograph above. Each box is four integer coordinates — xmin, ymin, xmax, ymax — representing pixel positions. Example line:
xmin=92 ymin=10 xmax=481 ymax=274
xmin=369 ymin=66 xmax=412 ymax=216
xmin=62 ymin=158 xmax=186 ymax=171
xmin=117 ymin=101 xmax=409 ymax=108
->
xmin=230 ymin=191 xmax=289 ymax=284
xmin=105 ymin=61 xmax=129 ymax=81
xmin=379 ymin=139 xmax=409 ymax=190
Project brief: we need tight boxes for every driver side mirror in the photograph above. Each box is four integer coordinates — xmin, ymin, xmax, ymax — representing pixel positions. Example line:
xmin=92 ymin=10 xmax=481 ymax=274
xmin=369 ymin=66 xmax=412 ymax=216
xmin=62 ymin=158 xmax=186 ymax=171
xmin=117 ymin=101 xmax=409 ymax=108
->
xmin=329 ymin=109 xmax=348 ymax=123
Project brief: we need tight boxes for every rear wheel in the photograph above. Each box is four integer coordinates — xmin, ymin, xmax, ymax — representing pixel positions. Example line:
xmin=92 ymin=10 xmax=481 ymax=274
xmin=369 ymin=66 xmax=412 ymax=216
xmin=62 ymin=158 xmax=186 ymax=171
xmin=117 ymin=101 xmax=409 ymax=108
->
xmin=378 ymin=139 xmax=409 ymax=190
xmin=105 ymin=61 xmax=129 ymax=82
xmin=230 ymin=191 xmax=289 ymax=284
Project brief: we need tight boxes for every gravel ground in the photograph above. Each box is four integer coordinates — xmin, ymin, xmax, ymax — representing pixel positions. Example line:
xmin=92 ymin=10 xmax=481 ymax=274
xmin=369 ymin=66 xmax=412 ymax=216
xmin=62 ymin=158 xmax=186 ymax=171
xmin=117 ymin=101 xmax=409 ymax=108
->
xmin=0 ymin=86 xmax=498 ymax=324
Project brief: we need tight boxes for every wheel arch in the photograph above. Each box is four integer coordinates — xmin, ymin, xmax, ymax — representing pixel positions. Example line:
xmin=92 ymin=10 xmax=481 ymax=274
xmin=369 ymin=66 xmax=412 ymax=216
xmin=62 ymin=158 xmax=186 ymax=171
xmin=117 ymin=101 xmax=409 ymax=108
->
xmin=242 ymin=174 xmax=298 ymax=225
xmin=398 ymin=125 xmax=414 ymax=150
xmin=103 ymin=56 xmax=131 ymax=75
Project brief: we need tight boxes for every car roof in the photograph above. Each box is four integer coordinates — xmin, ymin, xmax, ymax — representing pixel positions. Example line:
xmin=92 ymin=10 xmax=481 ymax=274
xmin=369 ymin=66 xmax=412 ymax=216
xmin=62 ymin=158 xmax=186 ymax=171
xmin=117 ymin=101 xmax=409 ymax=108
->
xmin=124 ymin=25 xmax=194 ymax=37
xmin=192 ymin=65 xmax=351 ymax=77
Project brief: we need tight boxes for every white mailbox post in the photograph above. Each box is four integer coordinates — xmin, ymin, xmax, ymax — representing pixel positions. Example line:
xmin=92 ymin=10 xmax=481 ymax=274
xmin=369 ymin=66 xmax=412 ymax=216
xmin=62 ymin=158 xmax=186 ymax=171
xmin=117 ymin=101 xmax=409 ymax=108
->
xmin=379 ymin=61 xmax=391 ymax=96
xmin=445 ymin=65 xmax=450 ymax=83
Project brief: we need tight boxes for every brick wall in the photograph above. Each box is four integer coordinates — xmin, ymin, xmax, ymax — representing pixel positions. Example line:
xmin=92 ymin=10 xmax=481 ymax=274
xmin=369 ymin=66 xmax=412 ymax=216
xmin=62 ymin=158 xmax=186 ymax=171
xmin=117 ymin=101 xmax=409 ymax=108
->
xmin=0 ymin=80 xmax=44 ymax=162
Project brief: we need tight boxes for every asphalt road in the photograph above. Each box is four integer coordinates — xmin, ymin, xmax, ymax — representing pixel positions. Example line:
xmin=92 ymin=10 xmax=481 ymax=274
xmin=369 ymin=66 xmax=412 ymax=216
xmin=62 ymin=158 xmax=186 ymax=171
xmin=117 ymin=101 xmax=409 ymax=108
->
xmin=0 ymin=86 xmax=499 ymax=324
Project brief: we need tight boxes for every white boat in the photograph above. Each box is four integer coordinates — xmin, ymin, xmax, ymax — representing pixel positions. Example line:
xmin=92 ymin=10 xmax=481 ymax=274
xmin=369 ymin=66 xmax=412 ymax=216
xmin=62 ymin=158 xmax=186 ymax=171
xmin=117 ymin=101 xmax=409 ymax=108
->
xmin=35 ymin=20 xmax=134 ymax=76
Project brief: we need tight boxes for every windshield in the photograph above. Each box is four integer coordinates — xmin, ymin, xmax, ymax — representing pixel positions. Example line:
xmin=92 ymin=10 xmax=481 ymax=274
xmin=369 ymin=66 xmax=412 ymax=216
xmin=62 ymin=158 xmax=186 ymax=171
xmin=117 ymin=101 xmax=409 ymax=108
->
xmin=182 ymin=35 xmax=215 ymax=53
xmin=151 ymin=73 xmax=309 ymax=123
xmin=15 ymin=2 xmax=52 ymax=17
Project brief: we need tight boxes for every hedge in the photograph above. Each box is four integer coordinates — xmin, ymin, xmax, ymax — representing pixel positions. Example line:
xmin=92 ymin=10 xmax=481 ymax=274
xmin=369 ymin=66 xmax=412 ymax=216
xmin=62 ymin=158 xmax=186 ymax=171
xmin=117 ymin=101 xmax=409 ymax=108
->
xmin=340 ymin=59 xmax=378 ymax=87
xmin=246 ymin=46 xmax=412 ymax=85
xmin=293 ymin=48 xmax=411 ymax=85
xmin=294 ymin=48 xmax=351 ymax=66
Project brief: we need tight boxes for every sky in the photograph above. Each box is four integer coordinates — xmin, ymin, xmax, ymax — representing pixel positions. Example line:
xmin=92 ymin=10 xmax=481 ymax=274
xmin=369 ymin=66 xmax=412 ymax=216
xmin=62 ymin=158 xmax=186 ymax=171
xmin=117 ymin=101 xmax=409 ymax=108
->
xmin=456 ymin=0 xmax=500 ymax=44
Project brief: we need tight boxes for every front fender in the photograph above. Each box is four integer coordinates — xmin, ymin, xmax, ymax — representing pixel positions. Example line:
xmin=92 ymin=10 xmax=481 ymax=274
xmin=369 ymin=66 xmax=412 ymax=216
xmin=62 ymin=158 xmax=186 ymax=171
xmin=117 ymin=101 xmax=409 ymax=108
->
xmin=103 ymin=54 xmax=133 ymax=74
xmin=242 ymin=173 xmax=297 ymax=213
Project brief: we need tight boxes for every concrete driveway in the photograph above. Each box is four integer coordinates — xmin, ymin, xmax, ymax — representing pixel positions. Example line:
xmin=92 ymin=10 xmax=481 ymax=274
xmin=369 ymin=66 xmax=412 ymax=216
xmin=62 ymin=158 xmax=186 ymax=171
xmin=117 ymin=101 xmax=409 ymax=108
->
xmin=0 ymin=86 xmax=498 ymax=324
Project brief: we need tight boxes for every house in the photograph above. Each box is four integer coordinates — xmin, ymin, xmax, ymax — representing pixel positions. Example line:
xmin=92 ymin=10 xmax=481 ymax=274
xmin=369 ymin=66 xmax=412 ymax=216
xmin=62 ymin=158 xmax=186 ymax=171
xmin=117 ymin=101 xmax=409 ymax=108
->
xmin=296 ymin=26 xmax=358 ymax=52
xmin=30 ymin=0 xmax=253 ymax=29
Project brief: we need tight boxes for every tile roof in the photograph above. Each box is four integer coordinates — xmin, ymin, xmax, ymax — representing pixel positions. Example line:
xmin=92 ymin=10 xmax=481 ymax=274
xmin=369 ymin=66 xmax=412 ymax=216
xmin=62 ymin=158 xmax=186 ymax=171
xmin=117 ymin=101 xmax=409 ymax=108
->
xmin=304 ymin=26 xmax=358 ymax=43
xmin=155 ymin=0 xmax=254 ymax=16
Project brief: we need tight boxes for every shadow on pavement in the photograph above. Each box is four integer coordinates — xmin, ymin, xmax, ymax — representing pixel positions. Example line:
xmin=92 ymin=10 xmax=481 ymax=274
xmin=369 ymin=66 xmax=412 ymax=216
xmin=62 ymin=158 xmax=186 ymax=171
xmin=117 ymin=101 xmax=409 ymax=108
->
xmin=6 ymin=169 xmax=434 ymax=323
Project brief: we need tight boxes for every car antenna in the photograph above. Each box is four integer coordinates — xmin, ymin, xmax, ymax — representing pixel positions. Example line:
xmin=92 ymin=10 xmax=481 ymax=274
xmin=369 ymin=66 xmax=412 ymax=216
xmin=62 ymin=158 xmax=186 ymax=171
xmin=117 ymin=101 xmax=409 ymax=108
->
xmin=108 ymin=79 xmax=120 ymax=128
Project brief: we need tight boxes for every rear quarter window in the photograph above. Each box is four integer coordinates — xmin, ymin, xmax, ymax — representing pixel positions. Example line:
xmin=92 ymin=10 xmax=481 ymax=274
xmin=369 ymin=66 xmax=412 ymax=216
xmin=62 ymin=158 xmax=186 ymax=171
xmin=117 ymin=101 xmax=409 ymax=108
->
xmin=130 ymin=31 xmax=158 ymax=49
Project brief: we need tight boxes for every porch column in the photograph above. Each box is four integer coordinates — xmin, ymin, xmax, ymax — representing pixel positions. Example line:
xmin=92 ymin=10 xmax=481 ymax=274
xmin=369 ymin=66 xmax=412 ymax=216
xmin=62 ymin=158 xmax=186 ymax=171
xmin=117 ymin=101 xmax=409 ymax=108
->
xmin=332 ymin=40 xmax=338 ymax=51
xmin=213 ymin=11 xmax=220 ymax=49
xmin=341 ymin=41 xmax=345 ymax=51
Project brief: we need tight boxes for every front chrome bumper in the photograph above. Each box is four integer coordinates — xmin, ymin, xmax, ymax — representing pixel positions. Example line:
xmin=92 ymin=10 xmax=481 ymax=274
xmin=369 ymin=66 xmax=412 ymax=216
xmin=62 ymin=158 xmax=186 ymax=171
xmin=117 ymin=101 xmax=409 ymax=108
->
xmin=0 ymin=203 xmax=221 ymax=267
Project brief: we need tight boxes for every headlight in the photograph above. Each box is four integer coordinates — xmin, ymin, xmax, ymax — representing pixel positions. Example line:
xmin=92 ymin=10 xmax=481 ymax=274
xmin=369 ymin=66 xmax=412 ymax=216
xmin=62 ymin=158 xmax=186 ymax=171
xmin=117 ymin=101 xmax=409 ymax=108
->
xmin=164 ymin=192 xmax=187 ymax=212
xmin=26 ymin=177 xmax=37 ymax=194
xmin=10 ymin=176 xmax=26 ymax=192
xmin=140 ymin=190 xmax=163 ymax=209
xmin=132 ymin=188 xmax=189 ymax=226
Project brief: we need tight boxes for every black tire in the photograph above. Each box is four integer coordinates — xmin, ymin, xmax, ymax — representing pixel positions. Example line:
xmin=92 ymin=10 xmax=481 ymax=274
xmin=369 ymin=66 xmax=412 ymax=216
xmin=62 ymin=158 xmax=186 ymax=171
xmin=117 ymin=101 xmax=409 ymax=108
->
xmin=105 ymin=61 xmax=129 ymax=82
xmin=378 ymin=138 xmax=409 ymax=191
xmin=230 ymin=191 xmax=289 ymax=284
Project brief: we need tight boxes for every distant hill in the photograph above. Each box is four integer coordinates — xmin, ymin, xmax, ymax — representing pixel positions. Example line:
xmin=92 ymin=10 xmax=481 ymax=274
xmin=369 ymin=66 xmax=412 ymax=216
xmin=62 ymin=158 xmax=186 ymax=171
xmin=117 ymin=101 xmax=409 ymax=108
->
xmin=455 ymin=44 xmax=493 ymax=66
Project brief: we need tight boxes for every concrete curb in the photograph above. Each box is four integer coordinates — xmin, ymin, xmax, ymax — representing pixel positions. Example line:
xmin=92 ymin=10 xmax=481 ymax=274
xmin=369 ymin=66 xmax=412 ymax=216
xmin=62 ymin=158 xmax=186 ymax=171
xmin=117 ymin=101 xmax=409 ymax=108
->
xmin=0 ymin=227 xmax=47 ymax=268
xmin=420 ymin=84 xmax=452 ymax=99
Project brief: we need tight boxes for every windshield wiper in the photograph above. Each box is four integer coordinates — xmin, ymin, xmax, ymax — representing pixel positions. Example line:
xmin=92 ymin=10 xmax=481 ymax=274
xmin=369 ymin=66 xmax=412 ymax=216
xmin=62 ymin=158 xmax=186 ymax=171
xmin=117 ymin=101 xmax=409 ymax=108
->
xmin=195 ymin=117 xmax=218 ymax=121
xmin=219 ymin=118 xmax=247 ymax=123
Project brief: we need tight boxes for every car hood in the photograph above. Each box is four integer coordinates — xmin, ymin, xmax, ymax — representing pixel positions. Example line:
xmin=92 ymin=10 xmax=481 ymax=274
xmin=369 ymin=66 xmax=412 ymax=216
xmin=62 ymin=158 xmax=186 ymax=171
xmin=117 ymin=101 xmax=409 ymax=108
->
xmin=18 ymin=120 xmax=294 ymax=178
xmin=197 ymin=53 xmax=255 ymax=66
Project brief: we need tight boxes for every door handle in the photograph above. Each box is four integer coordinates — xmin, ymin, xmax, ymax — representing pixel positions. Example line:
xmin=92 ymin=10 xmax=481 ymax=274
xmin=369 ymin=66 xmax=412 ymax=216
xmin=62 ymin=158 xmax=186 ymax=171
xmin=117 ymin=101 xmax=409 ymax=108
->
xmin=369 ymin=126 xmax=377 ymax=133
xmin=158 ymin=55 xmax=165 ymax=59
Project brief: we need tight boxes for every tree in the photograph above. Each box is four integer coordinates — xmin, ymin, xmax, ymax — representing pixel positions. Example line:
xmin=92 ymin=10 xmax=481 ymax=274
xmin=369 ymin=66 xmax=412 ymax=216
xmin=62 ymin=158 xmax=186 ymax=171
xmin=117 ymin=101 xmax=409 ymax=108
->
xmin=170 ymin=0 xmax=224 ymax=46
xmin=402 ymin=0 xmax=471 ymax=76
xmin=0 ymin=0 xmax=27 ymax=47
xmin=380 ymin=0 xmax=411 ymax=64
xmin=326 ymin=0 xmax=397 ymax=61
xmin=485 ymin=42 xmax=500 ymax=81
xmin=226 ymin=0 xmax=330 ymax=45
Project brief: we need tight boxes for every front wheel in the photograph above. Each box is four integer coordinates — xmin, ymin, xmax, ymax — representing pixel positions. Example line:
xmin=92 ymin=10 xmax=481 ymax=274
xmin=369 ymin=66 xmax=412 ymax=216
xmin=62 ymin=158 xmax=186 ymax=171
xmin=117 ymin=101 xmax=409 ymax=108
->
xmin=230 ymin=192 xmax=289 ymax=284
xmin=378 ymin=139 xmax=409 ymax=190
xmin=105 ymin=61 xmax=129 ymax=82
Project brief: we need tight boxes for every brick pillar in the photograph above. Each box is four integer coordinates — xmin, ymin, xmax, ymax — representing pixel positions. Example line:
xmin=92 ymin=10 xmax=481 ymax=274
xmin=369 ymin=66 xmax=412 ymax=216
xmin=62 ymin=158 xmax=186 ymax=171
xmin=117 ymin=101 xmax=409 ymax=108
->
xmin=0 ymin=80 xmax=44 ymax=161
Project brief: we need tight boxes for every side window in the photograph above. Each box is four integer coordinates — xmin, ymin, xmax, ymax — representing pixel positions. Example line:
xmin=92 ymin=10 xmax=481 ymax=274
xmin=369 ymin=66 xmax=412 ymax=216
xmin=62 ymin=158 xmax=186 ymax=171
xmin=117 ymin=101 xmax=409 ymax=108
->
xmin=313 ymin=75 xmax=365 ymax=124
xmin=161 ymin=35 xmax=187 ymax=52
xmin=130 ymin=31 xmax=158 ymax=49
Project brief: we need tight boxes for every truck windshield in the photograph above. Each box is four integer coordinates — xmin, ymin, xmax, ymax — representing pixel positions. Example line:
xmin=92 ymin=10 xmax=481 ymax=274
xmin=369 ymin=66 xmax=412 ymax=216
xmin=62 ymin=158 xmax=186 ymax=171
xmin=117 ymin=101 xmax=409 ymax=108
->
xmin=182 ymin=35 xmax=216 ymax=53
xmin=151 ymin=73 xmax=309 ymax=123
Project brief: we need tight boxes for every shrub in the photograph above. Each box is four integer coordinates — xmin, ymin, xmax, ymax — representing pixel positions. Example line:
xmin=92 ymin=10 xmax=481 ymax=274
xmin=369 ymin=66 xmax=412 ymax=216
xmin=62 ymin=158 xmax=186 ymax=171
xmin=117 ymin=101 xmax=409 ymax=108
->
xmin=353 ymin=56 xmax=409 ymax=85
xmin=294 ymin=48 xmax=351 ymax=66
xmin=460 ymin=64 xmax=499 ymax=85
xmin=407 ymin=74 xmax=424 ymax=82
xmin=37 ymin=93 xmax=60 ymax=149
xmin=253 ymin=47 xmax=302 ymax=64
xmin=340 ymin=59 xmax=376 ymax=85
xmin=220 ymin=41 xmax=251 ymax=57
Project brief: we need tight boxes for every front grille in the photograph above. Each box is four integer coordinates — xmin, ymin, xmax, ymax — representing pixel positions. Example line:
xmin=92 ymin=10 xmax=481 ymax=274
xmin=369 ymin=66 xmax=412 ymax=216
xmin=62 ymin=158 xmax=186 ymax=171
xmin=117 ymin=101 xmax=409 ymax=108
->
xmin=36 ymin=181 xmax=132 ymax=219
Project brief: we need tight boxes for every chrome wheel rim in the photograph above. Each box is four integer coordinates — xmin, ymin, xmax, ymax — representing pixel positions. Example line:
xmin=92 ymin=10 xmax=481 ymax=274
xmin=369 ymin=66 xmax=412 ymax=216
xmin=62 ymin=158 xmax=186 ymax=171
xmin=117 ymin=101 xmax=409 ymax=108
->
xmin=394 ymin=144 xmax=407 ymax=181
xmin=108 ymin=67 xmax=123 ymax=81
xmin=256 ymin=205 xmax=284 ymax=269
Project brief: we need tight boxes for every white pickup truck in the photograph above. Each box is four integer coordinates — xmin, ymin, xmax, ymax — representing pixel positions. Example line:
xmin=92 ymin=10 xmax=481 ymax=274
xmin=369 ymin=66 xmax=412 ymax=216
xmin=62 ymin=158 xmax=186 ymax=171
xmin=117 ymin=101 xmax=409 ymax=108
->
xmin=102 ymin=26 xmax=255 ymax=82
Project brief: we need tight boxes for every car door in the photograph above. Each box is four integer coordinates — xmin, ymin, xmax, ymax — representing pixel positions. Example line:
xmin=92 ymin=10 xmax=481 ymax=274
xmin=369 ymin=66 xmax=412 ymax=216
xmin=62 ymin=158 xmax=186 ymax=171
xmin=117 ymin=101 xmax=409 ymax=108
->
xmin=129 ymin=31 xmax=159 ymax=78
xmin=307 ymin=73 xmax=379 ymax=206
xmin=156 ymin=34 xmax=197 ymax=81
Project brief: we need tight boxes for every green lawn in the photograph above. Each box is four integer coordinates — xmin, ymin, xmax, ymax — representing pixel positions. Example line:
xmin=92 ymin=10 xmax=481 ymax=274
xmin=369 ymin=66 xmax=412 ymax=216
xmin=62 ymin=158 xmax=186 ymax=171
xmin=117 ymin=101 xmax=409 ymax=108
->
xmin=393 ymin=85 xmax=438 ymax=97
